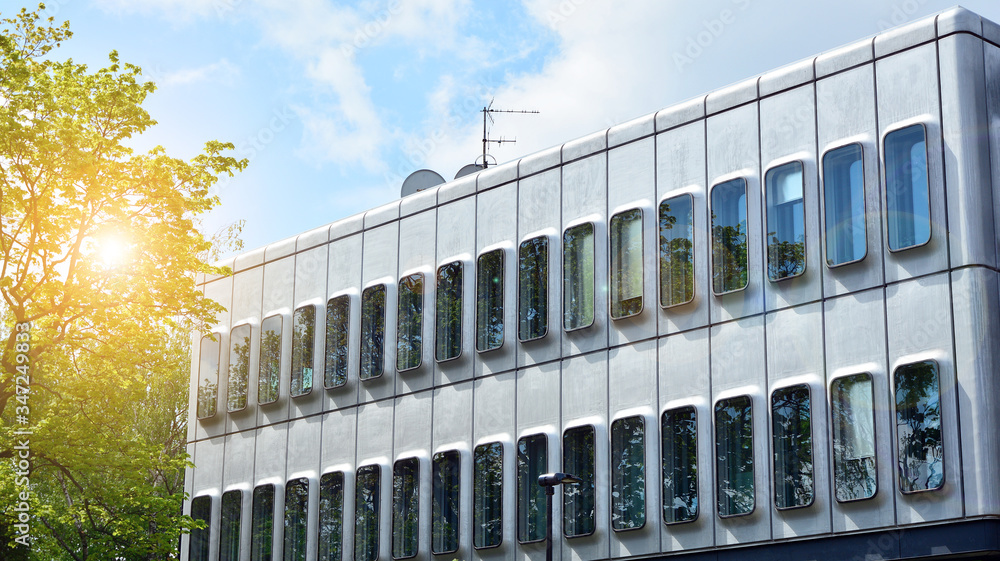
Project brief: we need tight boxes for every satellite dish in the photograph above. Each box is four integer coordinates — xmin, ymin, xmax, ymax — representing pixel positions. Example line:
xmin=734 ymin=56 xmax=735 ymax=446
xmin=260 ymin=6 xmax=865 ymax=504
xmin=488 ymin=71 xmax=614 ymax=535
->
xmin=401 ymin=169 xmax=445 ymax=197
xmin=455 ymin=164 xmax=485 ymax=179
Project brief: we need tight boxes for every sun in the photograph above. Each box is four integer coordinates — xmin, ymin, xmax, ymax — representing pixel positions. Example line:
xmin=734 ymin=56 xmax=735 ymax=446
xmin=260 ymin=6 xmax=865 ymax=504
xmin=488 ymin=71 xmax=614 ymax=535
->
xmin=96 ymin=235 xmax=130 ymax=269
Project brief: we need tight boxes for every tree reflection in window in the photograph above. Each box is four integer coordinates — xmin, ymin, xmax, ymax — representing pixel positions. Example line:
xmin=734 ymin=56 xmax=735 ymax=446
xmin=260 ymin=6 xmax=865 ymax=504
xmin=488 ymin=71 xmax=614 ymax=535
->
xmin=290 ymin=306 xmax=315 ymax=397
xmin=228 ymin=325 xmax=251 ymax=412
xmin=197 ymin=335 xmax=220 ymax=419
xmin=251 ymin=484 xmax=275 ymax=561
xmin=325 ymin=296 xmax=350 ymax=388
xmin=831 ymin=373 xmax=877 ymax=501
xmin=659 ymin=195 xmax=694 ymax=308
xmin=771 ymin=385 xmax=813 ymax=509
xmin=518 ymin=236 xmax=548 ymax=342
xmin=189 ymin=495 xmax=211 ymax=561
xmin=220 ymin=490 xmax=242 ymax=561
xmin=476 ymin=250 xmax=504 ymax=352
xmin=823 ymin=143 xmax=866 ymax=266
xmin=360 ymin=284 xmax=386 ymax=380
xmin=318 ymin=472 xmax=344 ymax=561
xmin=516 ymin=434 xmax=546 ymax=543
xmin=258 ymin=315 xmax=282 ymax=404
xmin=432 ymin=451 xmax=460 ymax=554
xmin=562 ymin=425 xmax=595 ymax=537
xmin=711 ymin=179 xmax=748 ymax=294
xmin=715 ymin=396 xmax=754 ymax=517
xmin=474 ymin=442 xmax=503 ymax=549
xmin=895 ymin=361 xmax=943 ymax=493
xmin=436 ymin=262 xmax=463 ymax=362
xmin=611 ymin=209 xmax=643 ymax=318
xmin=611 ymin=416 xmax=645 ymax=530
xmin=284 ymin=478 xmax=309 ymax=561
xmin=885 ymin=125 xmax=930 ymax=251
xmin=354 ymin=465 xmax=380 ymax=561
xmin=662 ymin=406 xmax=698 ymax=524
xmin=392 ymin=458 xmax=419 ymax=559
xmin=396 ymin=274 xmax=423 ymax=372
xmin=562 ymin=223 xmax=595 ymax=330
xmin=765 ymin=162 xmax=805 ymax=281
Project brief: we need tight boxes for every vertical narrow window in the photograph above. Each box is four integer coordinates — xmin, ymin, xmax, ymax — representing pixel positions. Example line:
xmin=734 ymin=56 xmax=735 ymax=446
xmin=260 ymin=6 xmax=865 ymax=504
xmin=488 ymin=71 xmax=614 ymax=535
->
xmin=325 ymin=295 xmax=350 ymax=388
xmin=516 ymin=434 xmax=547 ymax=543
xmin=823 ymin=143 xmax=866 ymax=266
xmin=562 ymin=425 xmax=596 ymax=537
xmin=259 ymin=315 xmax=282 ymax=404
xmin=318 ymin=472 xmax=344 ymax=561
xmin=284 ymin=478 xmax=309 ymax=561
xmin=228 ymin=325 xmax=251 ymax=412
xmin=831 ymin=373 xmax=877 ymax=501
xmin=765 ymin=162 xmax=805 ymax=281
xmin=611 ymin=416 xmax=645 ymax=530
xmin=711 ymin=178 xmax=749 ymax=294
xmin=189 ymin=495 xmax=212 ymax=561
xmin=396 ymin=274 xmax=423 ymax=372
xmin=662 ymin=406 xmax=698 ymax=524
xmin=563 ymin=222 xmax=595 ymax=330
xmin=715 ymin=396 xmax=754 ymax=517
xmin=611 ymin=209 xmax=644 ymax=318
xmin=290 ymin=306 xmax=316 ymax=397
xmin=518 ymin=236 xmax=549 ymax=341
xmin=197 ymin=335 xmax=220 ymax=419
xmin=360 ymin=284 xmax=386 ymax=380
xmin=432 ymin=451 xmax=460 ymax=554
xmin=435 ymin=261 xmax=463 ymax=362
xmin=895 ymin=361 xmax=943 ymax=493
xmin=885 ymin=124 xmax=930 ymax=251
xmin=251 ymin=484 xmax=275 ymax=561
xmin=220 ymin=490 xmax=242 ymax=561
xmin=392 ymin=458 xmax=419 ymax=559
xmin=355 ymin=465 xmax=380 ymax=561
xmin=473 ymin=442 xmax=503 ymax=549
xmin=771 ymin=385 xmax=813 ymax=509
xmin=659 ymin=194 xmax=695 ymax=308
xmin=476 ymin=250 xmax=504 ymax=352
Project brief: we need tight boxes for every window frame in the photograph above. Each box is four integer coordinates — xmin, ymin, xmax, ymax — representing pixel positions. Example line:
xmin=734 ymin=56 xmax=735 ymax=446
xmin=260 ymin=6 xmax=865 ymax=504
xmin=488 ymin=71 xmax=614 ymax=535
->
xmin=821 ymin=142 xmax=868 ymax=268
xmin=517 ymin=235 xmax=550 ymax=343
xmin=473 ymin=441 xmax=504 ymax=550
xmin=516 ymin=433 xmax=548 ymax=544
xmin=219 ymin=489 xmax=242 ymax=561
xmin=610 ymin=208 xmax=645 ymax=320
xmin=360 ymin=283 xmax=387 ymax=381
xmin=610 ymin=415 xmax=646 ymax=532
xmin=251 ymin=484 xmax=276 ymax=561
xmin=475 ymin=248 xmax=505 ymax=353
xmin=391 ymin=457 xmax=420 ymax=560
xmin=227 ymin=324 xmax=252 ymax=413
xmin=283 ymin=477 xmax=310 ymax=561
xmin=290 ymin=305 xmax=316 ymax=398
xmin=435 ymin=261 xmax=464 ymax=363
xmin=764 ymin=160 xmax=807 ymax=282
xmin=396 ymin=273 xmax=424 ymax=373
xmin=893 ymin=359 xmax=944 ymax=494
xmin=658 ymin=193 xmax=696 ymax=309
xmin=710 ymin=178 xmax=750 ymax=295
xmin=258 ymin=314 xmax=283 ymax=405
xmin=661 ymin=405 xmax=699 ymax=525
xmin=431 ymin=450 xmax=461 ymax=555
xmin=830 ymin=372 xmax=878 ymax=503
xmin=562 ymin=424 xmax=597 ymax=538
xmin=714 ymin=395 xmax=755 ymax=518
xmin=354 ymin=465 xmax=381 ymax=561
xmin=197 ymin=334 xmax=220 ymax=420
xmin=324 ymin=294 xmax=351 ymax=389
xmin=882 ymin=123 xmax=932 ymax=253
xmin=562 ymin=221 xmax=596 ymax=332
xmin=318 ymin=471 xmax=345 ymax=561
xmin=770 ymin=383 xmax=815 ymax=510
xmin=189 ymin=495 xmax=212 ymax=561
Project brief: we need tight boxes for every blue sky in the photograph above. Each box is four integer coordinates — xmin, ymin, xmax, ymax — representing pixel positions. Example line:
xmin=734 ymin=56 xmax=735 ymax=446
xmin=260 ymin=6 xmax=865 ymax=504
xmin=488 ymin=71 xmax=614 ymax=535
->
xmin=22 ymin=0 xmax=1000 ymax=255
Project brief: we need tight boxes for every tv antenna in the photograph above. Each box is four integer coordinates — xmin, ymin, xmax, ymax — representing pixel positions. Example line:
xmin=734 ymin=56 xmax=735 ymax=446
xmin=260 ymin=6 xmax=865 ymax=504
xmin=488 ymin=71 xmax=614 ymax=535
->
xmin=480 ymin=99 xmax=539 ymax=167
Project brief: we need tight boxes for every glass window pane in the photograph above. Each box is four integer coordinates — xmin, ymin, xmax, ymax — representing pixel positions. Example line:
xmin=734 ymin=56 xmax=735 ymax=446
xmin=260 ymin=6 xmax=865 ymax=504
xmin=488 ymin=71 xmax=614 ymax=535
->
xmin=476 ymin=250 xmax=504 ymax=352
xmin=659 ymin=194 xmax=695 ymax=308
xmin=563 ymin=222 xmax=595 ymax=330
xmin=611 ymin=209 xmax=643 ymax=318
xmin=771 ymin=385 xmax=813 ymax=509
xmin=259 ymin=315 xmax=282 ymax=404
xmin=396 ymin=274 xmax=423 ymax=372
xmin=711 ymin=178 xmax=749 ymax=294
xmin=392 ymin=458 xmax=419 ymax=559
xmin=436 ymin=262 xmax=463 ymax=362
xmin=518 ymin=236 xmax=548 ymax=341
xmin=885 ymin=125 xmax=930 ymax=251
xmin=355 ymin=465 xmax=380 ymax=561
xmin=251 ymin=484 xmax=275 ymax=561
xmin=290 ymin=306 xmax=315 ymax=397
xmin=220 ymin=490 xmax=242 ymax=561
xmin=715 ymin=396 xmax=754 ymax=517
xmin=831 ymin=373 xmax=877 ymax=501
xmin=662 ymin=406 xmax=698 ymax=524
xmin=228 ymin=325 xmax=251 ymax=412
xmin=611 ymin=416 xmax=645 ymax=530
xmin=823 ymin=143 xmax=866 ymax=266
xmin=197 ymin=335 xmax=220 ymax=419
xmin=473 ymin=442 xmax=503 ymax=549
xmin=318 ymin=472 xmax=344 ymax=561
xmin=516 ymin=434 xmax=547 ymax=543
xmin=190 ymin=495 xmax=212 ymax=561
xmin=562 ymin=425 xmax=595 ymax=537
xmin=360 ymin=284 xmax=386 ymax=380
xmin=765 ymin=162 xmax=805 ymax=281
xmin=325 ymin=296 xmax=350 ymax=388
xmin=284 ymin=478 xmax=309 ymax=561
xmin=895 ymin=361 xmax=943 ymax=493
xmin=432 ymin=451 xmax=460 ymax=554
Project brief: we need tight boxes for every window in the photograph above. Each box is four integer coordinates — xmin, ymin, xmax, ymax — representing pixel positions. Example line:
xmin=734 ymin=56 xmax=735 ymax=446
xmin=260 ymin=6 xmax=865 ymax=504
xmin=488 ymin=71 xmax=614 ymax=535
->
xmin=831 ymin=373 xmax=877 ymax=501
xmin=659 ymin=194 xmax=695 ymax=308
xmin=318 ymin=472 xmax=344 ymax=561
xmin=355 ymin=466 xmax=380 ymax=561
xmin=325 ymin=296 xmax=350 ymax=388
xmin=662 ymin=406 xmax=698 ymax=524
xmin=823 ymin=143 xmax=866 ymax=266
xmin=392 ymin=458 xmax=419 ymax=559
xmin=396 ymin=274 xmax=423 ymax=372
xmin=473 ymin=442 xmax=503 ymax=549
xmin=611 ymin=416 xmax=645 ymax=530
xmin=711 ymin=178 xmax=749 ymax=294
xmin=563 ymin=222 xmax=595 ymax=330
xmin=251 ymin=484 xmax=275 ymax=561
xmin=765 ymin=162 xmax=805 ymax=281
xmin=611 ymin=209 xmax=644 ymax=318
xmin=436 ymin=261 xmax=463 ymax=362
xmin=476 ymin=250 xmax=504 ymax=352
xmin=290 ymin=306 xmax=315 ymax=397
xmin=715 ymin=396 xmax=754 ymax=517
xmin=189 ymin=495 xmax=211 ymax=561
xmin=771 ymin=385 xmax=813 ymax=509
xmin=259 ymin=315 xmax=282 ymax=404
xmin=220 ymin=490 xmax=242 ymax=561
xmin=197 ymin=335 xmax=220 ymax=419
xmin=432 ymin=451 xmax=460 ymax=554
xmin=360 ymin=284 xmax=386 ymax=380
xmin=284 ymin=478 xmax=309 ymax=561
xmin=228 ymin=325 xmax=251 ymax=412
xmin=884 ymin=124 xmax=930 ymax=251
xmin=518 ymin=236 xmax=548 ymax=341
xmin=895 ymin=361 xmax=943 ymax=493
xmin=516 ymin=434 xmax=547 ymax=543
xmin=562 ymin=425 xmax=595 ymax=537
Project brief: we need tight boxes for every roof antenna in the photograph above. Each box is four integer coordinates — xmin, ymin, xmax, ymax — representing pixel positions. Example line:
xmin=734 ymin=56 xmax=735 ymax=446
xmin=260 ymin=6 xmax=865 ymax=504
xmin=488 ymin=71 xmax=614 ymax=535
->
xmin=479 ymin=98 xmax=539 ymax=168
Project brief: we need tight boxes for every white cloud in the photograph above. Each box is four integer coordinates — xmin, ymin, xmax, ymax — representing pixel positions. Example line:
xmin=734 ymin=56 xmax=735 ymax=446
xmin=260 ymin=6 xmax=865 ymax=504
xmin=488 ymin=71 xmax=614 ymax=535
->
xmin=159 ymin=59 xmax=241 ymax=86
xmin=91 ymin=0 xmax=222 ymax=20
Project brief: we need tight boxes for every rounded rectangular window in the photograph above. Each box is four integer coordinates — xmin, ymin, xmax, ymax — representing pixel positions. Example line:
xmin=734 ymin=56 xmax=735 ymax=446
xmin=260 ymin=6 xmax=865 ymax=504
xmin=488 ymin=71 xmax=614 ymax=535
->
xmin=715 ymin=396 xmax=754 ymax=517
xmin=895 ymin=360 xmax=943 ymax=493
xmin=662 ymin=406 xmax=698 ymax=524
xmin=228 ymin=325 xmax=251 ymax=412
xmin=659 ymin=194 xmax=695 ymax=308
xmin=318 ymin=472 xmax=345 ymax=561
xmin=432 ymin=451 xmax=460 ymax=554
xmin=251 ymin=484 xmax=275 ymax=561
xmin=562 ymin=425 xmax=596 ymax=537
xmin=392 ymin=458 xmax=419 ymax=559
xmin=396 ymin=274 xmax=423 ymax=372
xmin=197 ymin=335 xmax=220 ymax=419
xmin=765 ymin=161 xmax=805 ymax=281
xmin=610 ymin=209 xmax=643 ymax=318
xmin=611 ymin=416 xmax=645 ymax=531
xmin=189 ymin=495 xmax=212 ymax=561
xmin=355 ymin=465 xmax=380 ymax=561
xmin=325 ymin=295 xmax=350 ymax=388
xmin=710 ymin=178 xmax=749 ymax=294
xmin=823 ymin=143 xmax=866 ymax=266
xmin=563 ymin=222 xmax=595 ymax=331
xmin=516 ymin=434 xmax=547 ymax=543
xmin=518 ymin=236 xmax=548 ymax=342
xmin=476 ymin=249 xmax=504 ymax=352
xmin=771 ymin=384 xmax=814 ymax=509
xmin=884 ymin=124 xmax=930 ymax=251
xmin=473 ymin=442 xmax=503 ymax=549
xmin=436 ymin=262 xmax=463 ymax=362
xmin=360 ymin=284 xmax=386 ymax=380
xmin=258 ymin=315 xmax=282 ymax=404
xmin=284 ymin=478 xmax=309 ymax=561
xmin=290 ymin=306 xmax=316 ymax=397
xmin=831 ymin=373 xmax=877 ymax=501
xmin=220 ymin=490 xmax=242 ymax=561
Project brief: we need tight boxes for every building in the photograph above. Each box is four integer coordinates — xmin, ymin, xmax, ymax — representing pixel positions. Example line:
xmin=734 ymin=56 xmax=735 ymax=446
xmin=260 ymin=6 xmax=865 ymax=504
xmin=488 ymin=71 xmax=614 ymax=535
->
xmin=183 ymin=7 xmax=1000 ymax=561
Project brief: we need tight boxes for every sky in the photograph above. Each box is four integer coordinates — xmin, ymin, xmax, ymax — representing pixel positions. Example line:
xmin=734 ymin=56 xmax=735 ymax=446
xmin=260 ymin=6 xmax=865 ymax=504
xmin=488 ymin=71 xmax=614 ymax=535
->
xmin=19 ymin=0 xmax=1000 ymax=257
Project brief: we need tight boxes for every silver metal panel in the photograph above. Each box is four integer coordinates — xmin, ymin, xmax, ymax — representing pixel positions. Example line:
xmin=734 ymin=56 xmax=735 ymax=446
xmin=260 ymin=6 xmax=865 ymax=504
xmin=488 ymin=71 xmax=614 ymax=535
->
xmin=181 ymin=443 xmax=196 ymax=560
xmin=188 ymin=333 xmax=199 ymax=445
xmin=436 ymin=196 xmax=477 ymax=386
xmin=519 ymin=144 xmax=561 ymax=178
xmin=563 ymin=130 xmax=606 ymax=163
xmin=400 ymin=185 xmax=437 ymax=218
xmin=265 ymin=236 xmax=296 ymax=262
xmin=759 ymin=84 xmax=822 ymax=311
xmin=321 ymin=407 xmax=358 ymax=468
xmin=517 ymin=169 xmax=562 ymax=368
xmin=290 ymin=245 xmax=328 ymax=419
xmin=222 ymin=430 xmax=256 ymax=493
xmin=364 ymin=199 xmax=401 ymax=229
xmin=479 ymin=162 xmax=519 ymax=192
xmin=656 ymin=121 xmax=711 ymax=335
xmin=816 ymin=64 xmax=885 ymax=297
xmin=192 ymin=436 xmax=226 ymax=496
xmin=356 ymin=401 xmax=393 ymax=561
xmin=439 ymin=173 xmax=477 ymax=204
xmin=815 ymin=38 xmax=873 ymax=78
xmin=327 ymin=234 xmax=363 ymax=410
xmin=396 ymin=210 xmax=437 ymax=395
xmin=393 ymin=392 xmax=433 ymax=559
xmin=936 ymin=6 xmax=982 ymax=36
xmin=514 ymin=362 xmax=560 ymax=561
xmin=258 ymin=256 xmax=294 ymax=426
xmin=360 ymin=222 xmax=399 ymax=404
xmin=939 ymin=35 xmax=996 ymax=268
xmin=758 ymin=58 xmax=815 ymax=98
xmin=874 ymin=15 xmax=936 ymax=58
xmin=707 ymin=102 xmax=764 ymax=322
xmin=296 ymin=224 xmax=329 ymax=252
xmin=608 ymin=113 xmax=655 ymax=148
xmin=432 ymin=382 xmax=474 ymax=560
xmin=473 ymin=371 xmax=516 ymax=561
xmin=329 ymin=211 xmax=365 ymax=241
xmin=885 ymin=274 xmax=962 ymax=524
xmin=254 ymin=423 xmax=289 ymax=485
xmin=233 ymin=245 xmax=265 ymax=272
xmin=705 ymin=77 xmax=758 ymax=116
xmin=286 ymin=416 xmax=322 ymax=477
xmin=988 ymin=45 xmax=1000 ymax=267
xmin=475 ymin=183 xmax=518 ymax=378
xmin=984 ymin=17 xmax=1000 ymax=45
xmin=655 ymin=96 xmax=705 ymax=132
xmin=198 ymin=277 xmax=232 ymax=441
